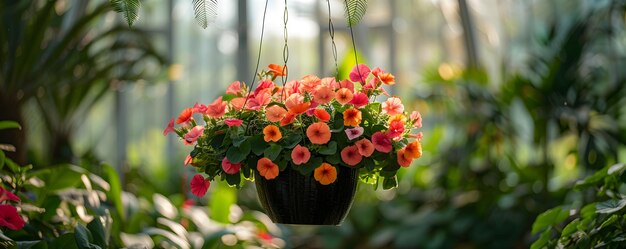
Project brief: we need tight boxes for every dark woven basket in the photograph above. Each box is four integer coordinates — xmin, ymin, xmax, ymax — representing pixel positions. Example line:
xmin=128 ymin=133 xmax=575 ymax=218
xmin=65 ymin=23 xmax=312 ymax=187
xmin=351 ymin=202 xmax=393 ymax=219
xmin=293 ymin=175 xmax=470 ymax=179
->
xmin=254 ymin=166 xmax=359 ymax=225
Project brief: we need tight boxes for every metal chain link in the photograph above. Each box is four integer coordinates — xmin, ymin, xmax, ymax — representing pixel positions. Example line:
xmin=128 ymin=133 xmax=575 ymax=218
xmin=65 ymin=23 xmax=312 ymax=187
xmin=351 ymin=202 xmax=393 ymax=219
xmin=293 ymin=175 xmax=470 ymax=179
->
xmin=281 ymin=0 xmax=289 ymax=86
xmin=327 ymin=0 xmax=339 ymax=77
xmin=243 ymin=0 xmax=270 ymax=112
xmin=344 ymin=0 xmax=363 ymax=85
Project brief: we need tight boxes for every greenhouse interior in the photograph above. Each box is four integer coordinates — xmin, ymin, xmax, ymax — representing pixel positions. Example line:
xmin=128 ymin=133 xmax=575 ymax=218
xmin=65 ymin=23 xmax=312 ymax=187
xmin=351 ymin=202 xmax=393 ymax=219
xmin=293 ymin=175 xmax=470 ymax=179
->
xmin=1 ymin=0 xmax=626 ymax=248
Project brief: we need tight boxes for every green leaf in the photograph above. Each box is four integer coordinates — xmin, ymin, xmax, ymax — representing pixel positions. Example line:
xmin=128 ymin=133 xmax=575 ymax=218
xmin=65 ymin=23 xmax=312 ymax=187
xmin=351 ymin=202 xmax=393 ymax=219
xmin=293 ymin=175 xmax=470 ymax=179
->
xmin=263 ymin=144 xmax=282 ymax=161
xmin=319 ymin=141 xmax=337 ymax=155
xmin=0 ymin=121 xmax=21 ymax=130
xmin=280 ymin=134 xmax=302 ymax=149
xmin=325 ymin=153 xmax=341 ymax=165
xmin=532 ymin=207 xmax=569 ymax=234
xmin=344 ymin=0 xmax=368 ymax=26
xmin=382 ymin=175 xmax=398 ymax=190
xmin=575 ymin=165 xmax=608 ymax=189
xmin=330 ymin=118 xmax=345 ymax=133
xmin=597 ymin=199 xmax=626 ymax=214
xmin=362 ymin=157 xmax=375 ymax=171
xmin=293 ymin=157 xmax=323 ymax=176
xmin=110 ymin=0 xmax=140 ymax=27
xmin=87 ymin=218 xmax=107 ymax=248
xmin=74 ymin=224 xmax=99 ymax=249
xmin=192 ymin=0 xmax=218 ymax=29
xmin=250 ymin=135 xmax=268 ymax=156
xmin=599 ymin=214 xmax=619 ymax=230
xmin=210 ymin=181 xmax=236 ymax=223
xmin=608 ymin=163 xmax=626 ymax=175
xmin=48 ymin=233 xmax=78 ymax=249
xmin=223 ymin=172 xmax=241 ymax=187
xmin=232 ymin=136 xmax=248 ymax=147
xmin=530 ymin=228 xmax=552 ymax=249
xmin=103 ymin=164 xmax=125 ymax=221
xmin=581 ymin=203 xmax=596 ymax=219
xmin=222 ymin=93 xmax=236 ymax=101
xmin=561 ymin=218 xmax=580 ymax=237
xmin=226 ymin=141 xmax=251 ymax=164
xmin=0 ymin=150 xmax=5 ymax=170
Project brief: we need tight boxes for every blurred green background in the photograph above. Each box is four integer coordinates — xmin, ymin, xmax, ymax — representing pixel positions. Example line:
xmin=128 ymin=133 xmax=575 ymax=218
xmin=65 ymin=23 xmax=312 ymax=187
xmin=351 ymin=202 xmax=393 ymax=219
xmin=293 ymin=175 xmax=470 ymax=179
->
xmin=2 ymin=0 xmax=626 ymax=248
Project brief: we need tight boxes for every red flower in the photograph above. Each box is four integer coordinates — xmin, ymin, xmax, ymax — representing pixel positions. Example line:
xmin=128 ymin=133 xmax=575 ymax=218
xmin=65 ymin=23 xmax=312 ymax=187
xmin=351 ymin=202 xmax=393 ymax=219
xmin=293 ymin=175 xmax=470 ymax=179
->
xmin=190 ymin=174 xmax=210 ymax=197
xmin=371 ymin=132 xmax=392 ymax=153
xmin=176 ymin=108 xmax=194 ymax=125
xmin=349 ymin=64 xmax=371 ymax=83
xmin=222 ymin=158 xmax=241 ymax=174
xmin=254 ymin=79 xmax=276 ymax=96
xmin=387 ymin=120 xmax=405 ymax=139
xmin=193 ymin=102 xmax=208 ymax=114
xmin=341 ymin=145 xmax=362 ymax=166
xmin=0 ymin=187 xmax=19 ymax=203
xmin=0 ymin=204 xmax=25 ymax=230
xmin=224 ymin=118 xmax=243 ymax=127
xmin=163 ymin=118 xmax=175 ymax=136
xmin=280 ymin=113 xmax=297 ymax=126
xmin=313 ymin=109 xmax=331 ymax=122
xmin=349 ymin=92 xmax=369 ymax=108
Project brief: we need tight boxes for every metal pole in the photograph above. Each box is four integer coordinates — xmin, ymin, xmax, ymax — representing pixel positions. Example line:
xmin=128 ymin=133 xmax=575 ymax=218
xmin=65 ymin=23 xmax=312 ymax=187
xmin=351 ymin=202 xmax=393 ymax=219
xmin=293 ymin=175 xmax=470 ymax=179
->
xmin=237 ymin=0 xmax=250 ymax=82
xmin=457 ymin=0 xmax=479 ymax=69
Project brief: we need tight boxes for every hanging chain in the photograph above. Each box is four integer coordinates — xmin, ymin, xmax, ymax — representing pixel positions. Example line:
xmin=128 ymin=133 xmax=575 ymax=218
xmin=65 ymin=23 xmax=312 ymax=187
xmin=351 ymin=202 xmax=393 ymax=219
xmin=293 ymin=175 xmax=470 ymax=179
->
xmin=243 ymin=0 xmax=270 ymax=110
xmin=343 ymin=0 xmax=364 ymax=85
xmin=326 ymin=0 xmax=339 ymax=77
xmin=281 ymin=0 xmax=289 ymax=86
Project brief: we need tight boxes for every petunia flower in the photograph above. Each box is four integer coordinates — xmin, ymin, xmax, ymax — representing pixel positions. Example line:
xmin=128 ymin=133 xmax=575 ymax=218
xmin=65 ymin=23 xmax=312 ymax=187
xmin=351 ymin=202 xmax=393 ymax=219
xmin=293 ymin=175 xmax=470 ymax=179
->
xmin=345 ymin=127 xmax=364 ymax=140
xmin=184 ymin=126 xmax=205 ymax=145
xmin=206 ymin=96 xmax=228 ymax=118
xmin=222 ymin=158 xmax=242 ymax=174
xmin=349 ymin=92 xmax=369 ymax=108
xmin=403 ymin=141 xmax=422 ymax=159
xmin=343 ymin=107 xmax=362 ymax=127
xmin=254 ymin=79 xmax=276 ymax=96
xmin=285 ymin=80 xmax=301 ymax=95
xmin=0 ymin=204 xmax=25 ymax=230
xmin=335 ymin=88 xmax=354 ymax=105
xmin=349 ymin=64 xmax=371 ymax=83
xmin=193 ymin=102 xmax=208 ymax=114
xmin=280 ymin=113 xmax=297 ymax=126
xmin=387 ymin=120 xmax=405 ymax=139
xmin=410 ymin=111 xmax=422 ymax=128
xmin=266 ymin=105 xmax=288 ymax=123
xmin=224 ymin=118 xmax=243 ymax=127
xmin=176 ymin=108 xmax=194 ymax=125
xmin=263 ymin=125 xmax=282 ymax=142
xmin=334 ymin=80 xmax=354 ymax=92
xmin=313 ymin=86 xmax=335 ymax=104
xmin=306 ymin=122 xmax=331 ymax=145
xmin=0 ymin=187 xmax=20 ymax=203
xmin=341 ymin=145 xmax=362 ymax=166
xmin=313 ymin=108 xmax=331 ymax=122
xmin=314 ymin=163 xmax=337 ymax=185
xmin=257 ymin=158 xmax=279 ymax=180
xmin=268 ymin=64 xmax=287 ymax=77
xmin=226 ymin=81 xmax=242 ymax=95
xmin=371 ymin=131 xmax=392 ymax=153
xmin=382 ymin=97 xmax=404 ymax=116
xmin=371 ymin=67 xmax=395 ymax=85
xmin=291 ymin=145 xmax=311 ymax=165
xmin=163 ymin=118 xmax=175 ymax=136
xmin=355 ymin=138 xmax=374 ymax=157
xmin=190 ymin=174 xmax=210 ymax=197
xmin=230 ymin=97 xmax=246 ymax=111
xmin=397 ymin=148 xmax=413 ymax=167
xmin=300 ymin=75 xmax=321 ymax=93
xmin=184 ymin=154 xmax=193 ymax=165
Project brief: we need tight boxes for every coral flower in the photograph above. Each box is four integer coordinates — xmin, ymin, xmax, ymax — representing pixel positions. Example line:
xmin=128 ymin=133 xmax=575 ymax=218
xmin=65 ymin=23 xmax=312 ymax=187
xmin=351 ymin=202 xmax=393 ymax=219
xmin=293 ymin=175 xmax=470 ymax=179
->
xmin=0 ymin=187 xmax=20 ymax=203
xmin=372 ymin=131 xmax=392 ymax=153
xmin=411 ymin=111 xmax=423 ymax=128
xmin=190 ymin=174 xmax=210 ymax=197
xmin=184 ymin=126 xmax=205 ymax=145
xmin=314 ymin=163 xmax=337 ymax=185
xmin=403 ymin=141 xmax=423 ymax=159
xmin=163 ymin=118 xmax=175 ymax=136
xmin=176 ymin=108 xmax=193 ymax=125
xmin=341 ymin=145 xmax=362 ymax=166
xmin=313 ymin=108 xmax=331 ymax=122
xmin=206 ymin=96 xmax=228 ymax=118
xmin=230 ymin=97 xmax=246 ymax=110
xmin=285 ymin=80 xmax=301 ymax=95
xmin=372 ymin=67 xmax=395 ymax=85
xmin=254 ymin=79 xmax=276 ymax=96
xmin=355 ymin=138 xmax=374 ymax=157
xmin=343 ymin=107 xmax=362 ymax=127
xmin=349 ymin=64 xmax=371 ymax=83
xmin=184 ymin=154 xmax=193 ymax=165
xmin=0 ymin=204 xmax=25 ymax=230
xmin=288 ymin=102 xmax=311 ymax=115
xmin=226 ymin=81 xmax=242 ymax=95
xmin=306 ymin=122 xmax=331 ymax=145
xmin=382 ymin=97 xmax=404 ymax=116
xmin=221 ymin=158 xmax=241 ymax=174
xmin=350 ymin=92 xmax=369 ymax=108
xmin=300 ymin=75 xmax=321 ymax=93
xmin=387 ymin=120 xmax=405 ymax=139
xmin=313 ymin=86 xmax=335 ymax=104
xmin=268 ymin=63 xmax=287 ymax=77
xmin=263 ymin=125 xmax=282 ymax=142
xmin=334 ymin=80 xmax=354 ymax=92
xmin=224 ymin=118 xmax=243 ymax=127
xmin=193 ymin=102 xmax=208 ymax=114
xmin=345 ymin=127 xmax=364 ymax=140
xmin=397 ymin=148 xmax=413 ymax=167
xmin=257 ymin=158 xmax=279 ymax=180
xmin=291 ymin=144 xmax=311 ymax=165
xmin=280 ymin=113 xmax=297 ymax=126
xmin=266 ymin=105 xmax=288 ymax=122
xmin=335 ymin=88 xmax=354 ymax=105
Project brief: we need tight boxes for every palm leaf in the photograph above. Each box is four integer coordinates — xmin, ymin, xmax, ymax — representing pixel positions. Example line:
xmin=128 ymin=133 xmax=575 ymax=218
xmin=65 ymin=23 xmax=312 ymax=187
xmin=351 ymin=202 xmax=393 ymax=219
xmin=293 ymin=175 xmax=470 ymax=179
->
xmin=110 ymin=0 xmax=140 ymax=27
xmin=192 ymin=0 xmax=218 ymax=29
xmin=344 ymin=0 xmax=368 ymax=27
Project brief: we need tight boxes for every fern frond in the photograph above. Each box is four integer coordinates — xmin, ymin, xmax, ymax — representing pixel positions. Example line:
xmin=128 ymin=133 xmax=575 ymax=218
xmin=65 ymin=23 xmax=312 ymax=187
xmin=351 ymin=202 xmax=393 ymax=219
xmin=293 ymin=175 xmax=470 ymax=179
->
xmin=344 ymin=0 xmax=368 ymax=27
xmin=192 ymin=0 xmax=218 ymax=29
xmin=110 ymin=0 xmax=141 ymax=27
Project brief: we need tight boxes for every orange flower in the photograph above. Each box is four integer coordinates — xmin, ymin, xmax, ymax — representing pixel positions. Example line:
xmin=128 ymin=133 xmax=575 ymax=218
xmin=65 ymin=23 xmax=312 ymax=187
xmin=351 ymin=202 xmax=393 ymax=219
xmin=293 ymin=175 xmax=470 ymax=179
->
xmin=306 ymin=122 xmax=331 ymax=144
xmin=288 ymin=102 xmax=311 ymax=115
xmin=176 ymin=108 xmax=193 ymax=124
xmin=314 ymin=163 xmax=337 ymax=185
xmin=257 ymin=158 xmax=279 ymax=180
xmin=313 ymin=108 xmax=331 ymax=122
xmin=397 ymin=148 xmax=413 ymax=167
xmin=280 ymin=113 xmax=297 ymax=126
xmin=313 ymin=86 xmax=335 ymax=104
xmin=340 ymin=145 xmax=362 ymax=166
xmin=355 ymin=138 xmax=374 ymax=157
xmin=285 ymin=93 xmax=311 ymax=115
xmin=335 ymin=88 xmax=354 ymax=105
xmin=343 ymin=107 xmax=362 ymax=127
xmin=268 ymin=64 xmax=286 ymax=76
xmin=388 ymin=114 xmax=407 ymax=124
xmin=403 ymin=141 xmax=422 ymax=159
xmin=372 ymin=67 xmax=395 ymax=85
xmin=263 ymin=125 xmax=282 ymax=142
xmin=230 ymin=97 xmax=246 ymax=110
xmin=266 ymin=105 xmax=287 ymax=122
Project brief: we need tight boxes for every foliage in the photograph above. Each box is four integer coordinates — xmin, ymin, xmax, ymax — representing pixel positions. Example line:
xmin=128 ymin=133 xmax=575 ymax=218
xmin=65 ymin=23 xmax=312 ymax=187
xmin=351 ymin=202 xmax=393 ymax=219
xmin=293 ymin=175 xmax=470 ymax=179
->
xmin=110 ymin=0 xmax=141 ymax=27
xmin=344 ymin=0 xmax=368 ymax=27
xmin=192 ymin=0 xmax=219 ymax=29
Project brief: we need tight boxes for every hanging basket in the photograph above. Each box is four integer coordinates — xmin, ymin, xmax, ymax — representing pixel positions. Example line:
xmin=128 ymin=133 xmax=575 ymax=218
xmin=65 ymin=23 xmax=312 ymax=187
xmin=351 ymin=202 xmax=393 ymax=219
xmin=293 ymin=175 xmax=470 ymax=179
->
xmin=255 ymin=166 xmax=359 ymax=225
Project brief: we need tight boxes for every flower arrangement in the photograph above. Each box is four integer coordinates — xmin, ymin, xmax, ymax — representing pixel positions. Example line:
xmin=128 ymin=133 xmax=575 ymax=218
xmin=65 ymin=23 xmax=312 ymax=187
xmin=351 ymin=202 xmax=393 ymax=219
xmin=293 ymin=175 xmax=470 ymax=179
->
xmin=164 ymin=64 xmax=423 ymax=197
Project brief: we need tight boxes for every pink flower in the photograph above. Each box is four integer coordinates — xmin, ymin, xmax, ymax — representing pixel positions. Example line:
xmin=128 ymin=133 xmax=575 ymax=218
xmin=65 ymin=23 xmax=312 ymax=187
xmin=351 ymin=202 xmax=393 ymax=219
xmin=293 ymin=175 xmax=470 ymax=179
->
xmin=254 ymin=79 xmax=275 ymax=96
xmin=349 ymin=64 xmax=371 ymax=83
xmin=184 ymin=126 xmax=205 ymax=145
xmin=411 ymin=111 xmax=423 ymax=128
xmin=0 ymin=204 xmax=25 ymax=230
xmin=0 ymin=187 xmax=19 ymax=203
xmin=313 ymin=86 xmax=335 ymax=104
xmin=163 ymin=118 xmax=175 ymax=136
xmin=382 ymin=97 xmax=404 ymax=116
xmin=349 ymin=92 xmax=369 ymax=108
xmin=334 ymin=80 xmax=354 ymax=92
xmin=409 ymin=131 xmax=424 ymax=141
xmin=193 ymin=102 xmax=208 ymax=114
xmin=206 ymin=96 xmax=227 ymax=118
xmin=285 ymin=80 xmax=302 ymax=95
xmin=291 ymin=145 xmax=311 ymax=165
xmin=387 ymin=120 xmax=405 ymax=139
xmin=285 ymin=93 xmax=305 ymax=111
xmin=345 ymin=127 xmax=364 ymax=140
xmin=190 ymin=174 xmax=210 ymax=197
xmin=372 ymin=131 xmax=392 ymax=153
xmin=221 ymin=158 xmax=241 ymax=174
xmin=184 ymin=154 xmax=193 ymax=165
xmin=226 ymin=81 xmax=242 ymax=95
xmin=224 ymin=118 xmax=243 ymax=127
xmin=340 ymin=145 xmax=362 ymax=166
